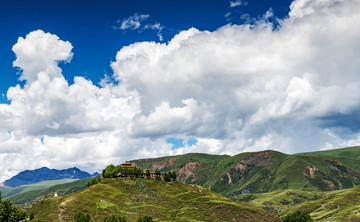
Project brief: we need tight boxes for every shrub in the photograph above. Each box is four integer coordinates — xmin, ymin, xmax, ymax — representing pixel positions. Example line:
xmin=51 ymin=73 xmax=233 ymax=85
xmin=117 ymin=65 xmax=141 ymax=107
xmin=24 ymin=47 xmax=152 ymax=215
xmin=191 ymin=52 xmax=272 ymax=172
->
xmin=29 ymin=211 xmax=35 ymax=220
xmin=164 ymin=172 xmax=171 ymax=182
xmin=170 ymin=171 xmax=177 ymax=181
xmin=137 ymin=215 xmax=152 ymax=222
xmin=282 ymin=210 xmax=313 ymax=222
xmin=155 ymin=169 xmax=161 ymax=180
xmin=87 ymin=176 xmax=102 ymax=187
xmin=104 ymin=215 xmax=127 ymax=222
xmin=145 ymin=169 xmax=151 ymax=179
xmin=74 ymin=211 xmax=93 ymax=222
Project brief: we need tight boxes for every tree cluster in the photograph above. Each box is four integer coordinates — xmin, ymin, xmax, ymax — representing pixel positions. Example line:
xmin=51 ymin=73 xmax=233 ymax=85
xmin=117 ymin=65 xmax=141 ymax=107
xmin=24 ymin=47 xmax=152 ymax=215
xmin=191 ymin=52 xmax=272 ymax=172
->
xmin=74 ymin=211 xmax=93 ymax=222
xmin=87 ymin=175 xmax=102 ymax=187
xmin=102 ymin=165 xmax=144 ymax=178
xmin=155 ymin=169 xmax=161 ymax=180
xmin=282 ymin=210 xmax=313 ymax=222
xmin=163 ymin=171 xmax=177 ymax=182
xmin=0 ymin=191 xmax=29 ymax=222
xmin=98 ymin=164 xmax=177 ymax=182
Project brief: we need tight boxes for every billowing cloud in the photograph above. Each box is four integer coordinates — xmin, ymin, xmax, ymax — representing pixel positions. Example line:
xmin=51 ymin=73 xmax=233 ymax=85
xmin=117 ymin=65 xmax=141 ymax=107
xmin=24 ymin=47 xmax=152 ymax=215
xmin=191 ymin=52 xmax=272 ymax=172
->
xmin=111 ymin=0 xmax=360 ymax=151
xmin=12 ymin=30 xmax=73 ymax=83
xmin=0 ymin=30 xmax=142 ymax=181
xmin=0 ymin=0 xmax=360 ymax=181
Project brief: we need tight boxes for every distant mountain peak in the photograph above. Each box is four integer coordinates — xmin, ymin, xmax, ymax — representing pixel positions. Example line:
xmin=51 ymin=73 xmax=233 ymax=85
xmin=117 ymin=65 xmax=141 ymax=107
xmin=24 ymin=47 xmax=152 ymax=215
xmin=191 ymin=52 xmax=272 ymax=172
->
xmin=3 ymin=167 xmax=97 ymax=187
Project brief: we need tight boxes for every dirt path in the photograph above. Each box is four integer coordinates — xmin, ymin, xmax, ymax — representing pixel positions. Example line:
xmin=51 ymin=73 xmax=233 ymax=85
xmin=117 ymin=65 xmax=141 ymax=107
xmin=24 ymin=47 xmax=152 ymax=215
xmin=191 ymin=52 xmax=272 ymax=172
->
xmin=226 ymin=172 xmax=232 ymax=184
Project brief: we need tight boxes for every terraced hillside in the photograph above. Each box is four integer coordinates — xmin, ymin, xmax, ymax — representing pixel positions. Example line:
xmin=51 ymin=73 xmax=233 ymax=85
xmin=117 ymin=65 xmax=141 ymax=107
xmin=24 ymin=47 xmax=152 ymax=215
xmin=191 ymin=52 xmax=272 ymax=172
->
xmin=30 ymin=177 xmax=280 ymax=222
xmin=132 ymin=146 xmax=360 ymax=196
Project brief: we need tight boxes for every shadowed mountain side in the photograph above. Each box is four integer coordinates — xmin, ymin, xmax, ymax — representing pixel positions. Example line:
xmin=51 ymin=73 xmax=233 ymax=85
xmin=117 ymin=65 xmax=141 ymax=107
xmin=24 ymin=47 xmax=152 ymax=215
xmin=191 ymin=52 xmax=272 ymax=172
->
xmin=3 ymin=167 xmax=98 ymax=187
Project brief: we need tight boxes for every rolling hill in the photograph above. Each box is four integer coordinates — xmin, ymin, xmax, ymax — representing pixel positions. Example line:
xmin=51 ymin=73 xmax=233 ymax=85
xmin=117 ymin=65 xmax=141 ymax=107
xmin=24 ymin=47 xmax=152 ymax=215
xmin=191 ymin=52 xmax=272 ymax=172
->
xmin=8 ymin=178 xmax=91 ymax=209
xmin=2 ymin=179 xmax=78 ymax=199
xmin=132 ymin=146 xmax=360 ymax=197
xmin=30 ymin=177 xmax=280 ymax=222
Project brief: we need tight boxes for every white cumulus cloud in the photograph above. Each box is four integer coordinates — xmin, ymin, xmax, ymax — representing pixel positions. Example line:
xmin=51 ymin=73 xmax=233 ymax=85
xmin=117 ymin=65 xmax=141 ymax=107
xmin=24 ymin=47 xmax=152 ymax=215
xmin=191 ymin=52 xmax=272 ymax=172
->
xmin=12 ymin=30 xmax=73 ymax=83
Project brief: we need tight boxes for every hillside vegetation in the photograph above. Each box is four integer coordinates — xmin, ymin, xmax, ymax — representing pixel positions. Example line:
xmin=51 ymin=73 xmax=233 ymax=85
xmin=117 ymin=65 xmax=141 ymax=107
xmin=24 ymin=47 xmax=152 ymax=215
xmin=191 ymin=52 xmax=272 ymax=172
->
xmin=30 ymin=177 xmax=280 ymax=222
xmin=232 ymin=189 xmax=325 ymax=213
xmin=132 ymin=146 xmax=360 ymax=197
xmin=282 ymin=185 xmax=360 ymax=221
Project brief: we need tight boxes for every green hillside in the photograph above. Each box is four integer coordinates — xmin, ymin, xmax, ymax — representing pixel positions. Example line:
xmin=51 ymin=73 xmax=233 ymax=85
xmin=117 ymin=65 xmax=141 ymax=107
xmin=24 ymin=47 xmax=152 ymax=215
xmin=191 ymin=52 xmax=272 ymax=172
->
xmin=298 ymin=146 xmax=360 ymax=159
xmin=232 ymin=189 xmax=326 ymax=213
xmin=30 ymin=177 xmax=280 ymax=222
xmin=132 ymin=147 xmax=360 ymax=196
xmin=9 ymin=178 xmax=91 ymax=209
xmin=2 ymin=179 xmax=78 ymax=199
xmin=281 ymin=185 xmax=360 ymax=221
xmin=297 ymin=146 xmax=360 ymax=171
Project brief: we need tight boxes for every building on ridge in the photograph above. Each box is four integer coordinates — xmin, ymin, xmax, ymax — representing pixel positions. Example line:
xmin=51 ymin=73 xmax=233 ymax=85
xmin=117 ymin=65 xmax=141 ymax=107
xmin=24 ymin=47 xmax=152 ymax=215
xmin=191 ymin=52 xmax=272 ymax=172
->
xmin=121 ymin=160 xmax=134 ymax=169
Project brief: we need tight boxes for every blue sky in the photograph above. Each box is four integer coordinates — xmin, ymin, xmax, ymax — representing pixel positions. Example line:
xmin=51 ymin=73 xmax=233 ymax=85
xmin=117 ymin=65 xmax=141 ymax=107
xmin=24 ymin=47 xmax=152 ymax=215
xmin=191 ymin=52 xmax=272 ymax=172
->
xmin=0 ymin=0 xmax=292 ymax=101
xmin=0 ymin=0 xmax=359 ymax=180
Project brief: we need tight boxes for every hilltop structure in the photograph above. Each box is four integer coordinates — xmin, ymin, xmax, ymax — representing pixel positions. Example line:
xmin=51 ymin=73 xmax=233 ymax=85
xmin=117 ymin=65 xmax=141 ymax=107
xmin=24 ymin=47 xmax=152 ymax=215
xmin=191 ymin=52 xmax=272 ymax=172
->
xmin=121 ymin=161 xmax=133 ymax=169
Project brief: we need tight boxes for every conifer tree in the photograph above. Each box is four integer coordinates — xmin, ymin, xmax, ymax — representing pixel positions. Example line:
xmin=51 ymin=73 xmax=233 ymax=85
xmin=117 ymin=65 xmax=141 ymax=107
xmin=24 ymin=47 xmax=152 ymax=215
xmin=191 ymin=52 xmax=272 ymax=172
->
xmin=145 ymin=169 xmax=151 ymax=179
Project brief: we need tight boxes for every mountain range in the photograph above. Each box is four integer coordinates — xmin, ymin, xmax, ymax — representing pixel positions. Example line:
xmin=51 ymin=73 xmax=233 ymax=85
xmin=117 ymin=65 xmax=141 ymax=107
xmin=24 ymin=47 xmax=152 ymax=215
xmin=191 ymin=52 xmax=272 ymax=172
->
xmin=132 ymin=146 xmax=360 ymax=198
xmin=3 ymin=167 xmax=98 ymax=187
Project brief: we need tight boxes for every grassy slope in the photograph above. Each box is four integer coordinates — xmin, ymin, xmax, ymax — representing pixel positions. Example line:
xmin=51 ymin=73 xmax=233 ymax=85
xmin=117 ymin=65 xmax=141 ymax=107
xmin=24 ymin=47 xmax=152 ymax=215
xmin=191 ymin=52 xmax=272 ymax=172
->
xmin=232 ymin=189 xmax=326 ymax=213
xmin=2 ymin=179 xmax=78 ymax=199
xmin=30 ymin=177 xmax=280 ymax=222
xmin=9 ymin=178 xmax=91 ymax=208
xmin=281 ymin=185 xmax=360 ymax=221
xmin=297 ymin=146 xmax=360 ymax=171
